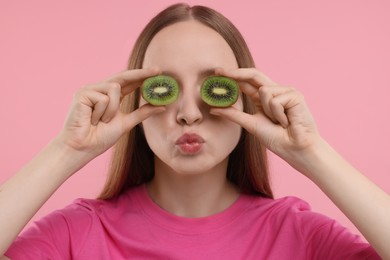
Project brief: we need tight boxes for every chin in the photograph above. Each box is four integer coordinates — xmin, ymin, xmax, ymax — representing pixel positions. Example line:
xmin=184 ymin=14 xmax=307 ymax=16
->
xmin=172 ymin=158 xmax=227 ymax=176
xmin=155 ymin=154 xmax=228 ymax=176
xmin=172 ymin=166 xmax=212 ymax=176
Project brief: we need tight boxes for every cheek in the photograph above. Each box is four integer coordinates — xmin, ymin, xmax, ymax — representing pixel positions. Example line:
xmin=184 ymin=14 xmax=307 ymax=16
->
xmin=210 ymin=118 xmax=242 ymax=152
xmin=138 ymin=93 xmax=147 ymax=107
xmin=226 ymin=123 xmax=242 ymax=143
xmin=142 ymin=117 xmax=164 ymax=141
xmin=214 ymin=97 xmax=244 ymax=149
xmin=232 ymin=94 xmax=244 ymax=111
xmin=141 ymin=111 xmax=174 ymax=153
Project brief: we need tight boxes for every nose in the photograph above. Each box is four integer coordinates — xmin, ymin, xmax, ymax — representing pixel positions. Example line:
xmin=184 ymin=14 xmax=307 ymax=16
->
xmin=176 ymin=88 xmax=204 ymax=125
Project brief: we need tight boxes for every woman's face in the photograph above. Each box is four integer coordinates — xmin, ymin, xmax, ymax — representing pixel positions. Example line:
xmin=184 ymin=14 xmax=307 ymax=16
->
xmin=141 ymin=20 xmax=243 ymax=175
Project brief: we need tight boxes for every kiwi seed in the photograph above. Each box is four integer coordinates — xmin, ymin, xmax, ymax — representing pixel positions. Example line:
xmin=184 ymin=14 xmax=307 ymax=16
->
xmin=200 ymin=76 xmax=239 ymax=107
xmin=142 ymin=75 xmax=179 ymax=106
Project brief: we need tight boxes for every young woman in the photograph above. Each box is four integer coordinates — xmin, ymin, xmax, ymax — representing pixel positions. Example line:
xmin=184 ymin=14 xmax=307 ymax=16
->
xmin=1 ymin=3 xmax=389 ymax=259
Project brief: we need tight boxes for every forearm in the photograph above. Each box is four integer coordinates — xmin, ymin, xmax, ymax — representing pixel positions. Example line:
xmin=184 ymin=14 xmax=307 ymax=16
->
xmin=288 ymin=138 xmax=390 ymax=259
xmin=0 ymin=138 xmax=90 ymax=256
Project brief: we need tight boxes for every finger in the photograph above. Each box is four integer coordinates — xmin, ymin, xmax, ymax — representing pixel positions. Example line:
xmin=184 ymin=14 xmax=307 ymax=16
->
xmin=215 ymin=67 xmax=277 ymax=87
xmin=122 ymin=104 xmax=165 ymax=131
xmin=269 ymin=94 xmax=290 ymax=128
xmin=214 ymin=68 xmax=277 ymax=108
xmin=214 ymin=68 xmax=293 ymax=129
xmin=257 ymin=85 xmax=292 ymax=126
xmin=80 ymin=90 xmax=110 ymax=125
xmin=103 ymin=67 xmax=161 ymax=96
xmin=210 ymin=106 xmax=270 ymax=136
xmin=82 ymin=82 xmax=122 ymax=123
xmin=258 ymin=85 xmax=276 ymax=124
xmin=84 ymin=82 xmax=119 ymax=93
xmin=100 ymin=83 xmax=121 ymax=123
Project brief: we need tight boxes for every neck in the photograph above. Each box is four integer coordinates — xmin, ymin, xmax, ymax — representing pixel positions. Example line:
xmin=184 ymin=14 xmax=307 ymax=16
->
xmin=146 ymin=157 xmax=239 ymax=218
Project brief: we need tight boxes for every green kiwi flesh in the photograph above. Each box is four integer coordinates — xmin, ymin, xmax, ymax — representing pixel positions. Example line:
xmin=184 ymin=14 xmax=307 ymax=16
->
xmin=142 ymin=75 xmax=179 ymax=106
xmin=201 ymin=76 xmax=239 ymax=107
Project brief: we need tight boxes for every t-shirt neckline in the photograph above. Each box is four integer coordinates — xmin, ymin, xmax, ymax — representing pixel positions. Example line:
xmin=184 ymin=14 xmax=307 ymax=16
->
xmin=132 ymin=184 xmax=256 ymax=235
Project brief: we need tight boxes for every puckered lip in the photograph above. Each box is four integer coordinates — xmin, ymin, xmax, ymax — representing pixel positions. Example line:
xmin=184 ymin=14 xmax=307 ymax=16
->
xmin=175 ymin=133 xmax=205 ymax=145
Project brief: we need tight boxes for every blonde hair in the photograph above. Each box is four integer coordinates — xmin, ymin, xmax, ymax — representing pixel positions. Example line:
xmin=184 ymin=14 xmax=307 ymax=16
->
xmin=99 ymin=3 xmax=273 ymax=199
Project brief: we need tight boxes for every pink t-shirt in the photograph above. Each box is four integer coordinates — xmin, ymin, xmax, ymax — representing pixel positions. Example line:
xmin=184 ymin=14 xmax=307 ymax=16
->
xmin=6 ymin=185 xmax=380 ymax=259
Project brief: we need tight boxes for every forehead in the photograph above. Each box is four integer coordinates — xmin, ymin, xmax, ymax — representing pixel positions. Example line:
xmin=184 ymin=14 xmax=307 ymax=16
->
xmin=142 ymin=20 xmax=238 ymax=71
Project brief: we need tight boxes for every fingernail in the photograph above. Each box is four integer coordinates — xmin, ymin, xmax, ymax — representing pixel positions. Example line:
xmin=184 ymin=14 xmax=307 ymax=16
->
xmin=210 ymin=109 xmax=220 ymax=116
xmin=150 ymin=66 xmax=161 ymax=74
xmin=214 ymin=68 xmax=223 ymax=75
xmin=155 ymin=107 xmax=166 ymax=113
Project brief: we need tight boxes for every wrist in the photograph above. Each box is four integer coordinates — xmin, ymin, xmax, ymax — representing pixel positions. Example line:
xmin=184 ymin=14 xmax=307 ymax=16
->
xmin=45 ymin=136 xmax=94 ymax=178
xmin=282 ymin=137 xmax=333 ymax=180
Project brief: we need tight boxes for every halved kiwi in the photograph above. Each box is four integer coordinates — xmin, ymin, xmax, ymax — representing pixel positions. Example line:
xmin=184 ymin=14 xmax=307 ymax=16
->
xmin=142 ymin=75 xmax=179 ymax=106
xmin=200 ymin=76 xmax=239 ymax=107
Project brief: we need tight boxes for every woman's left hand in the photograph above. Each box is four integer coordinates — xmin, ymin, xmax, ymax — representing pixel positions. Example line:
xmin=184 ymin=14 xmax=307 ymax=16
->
xmin=210 ymin=68 xmax=320 ymax=162
xmin=211 ymin=69 xmax=390 ymax=260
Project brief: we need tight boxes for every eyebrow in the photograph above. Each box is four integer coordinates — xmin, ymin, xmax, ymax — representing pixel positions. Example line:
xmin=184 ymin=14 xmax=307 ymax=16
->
xmin=161 ymin=68 xmax=217 ymax=79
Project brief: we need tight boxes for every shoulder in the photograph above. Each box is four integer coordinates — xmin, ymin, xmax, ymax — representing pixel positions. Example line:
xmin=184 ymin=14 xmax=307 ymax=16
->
xmin=4 ymin=186 xmax=144 ymax=259
xmin=245 ymin=195 xmax=379 ymax=258
xmin=244 ymin=195 xmax=336 ymax=233
xmin=62 ymin=185 xmax=143 ymax=221
xmin=247 ymin=195 xmax=312 ymax=216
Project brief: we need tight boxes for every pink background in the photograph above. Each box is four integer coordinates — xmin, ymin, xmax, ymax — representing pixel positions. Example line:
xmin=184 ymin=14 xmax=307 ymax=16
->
xmin=1 ymin=1 xmax=389 ymax=238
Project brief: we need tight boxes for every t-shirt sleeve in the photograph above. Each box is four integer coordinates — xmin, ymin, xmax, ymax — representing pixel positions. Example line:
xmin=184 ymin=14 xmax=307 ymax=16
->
xmin=5 ymin=201 xmax=94 ymax=259
xmin=5 ymin=211 xmax=72 ymax=259
xmin=289 ymin=198 xmax=381 ymax=259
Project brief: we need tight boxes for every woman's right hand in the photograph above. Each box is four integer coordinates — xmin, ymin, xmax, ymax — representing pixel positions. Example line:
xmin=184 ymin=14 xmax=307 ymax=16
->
xmin=1 ymin=68 xmax=166 ymax=257
xmin=56 ymin=67 xmax=164 ymax=162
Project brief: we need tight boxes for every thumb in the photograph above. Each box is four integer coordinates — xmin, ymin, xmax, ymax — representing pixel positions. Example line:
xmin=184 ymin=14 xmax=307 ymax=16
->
xmin=122 ymin=104 xmax=165 ymax=132
xmin=210 ymin=107 xmax=268 ymax=136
